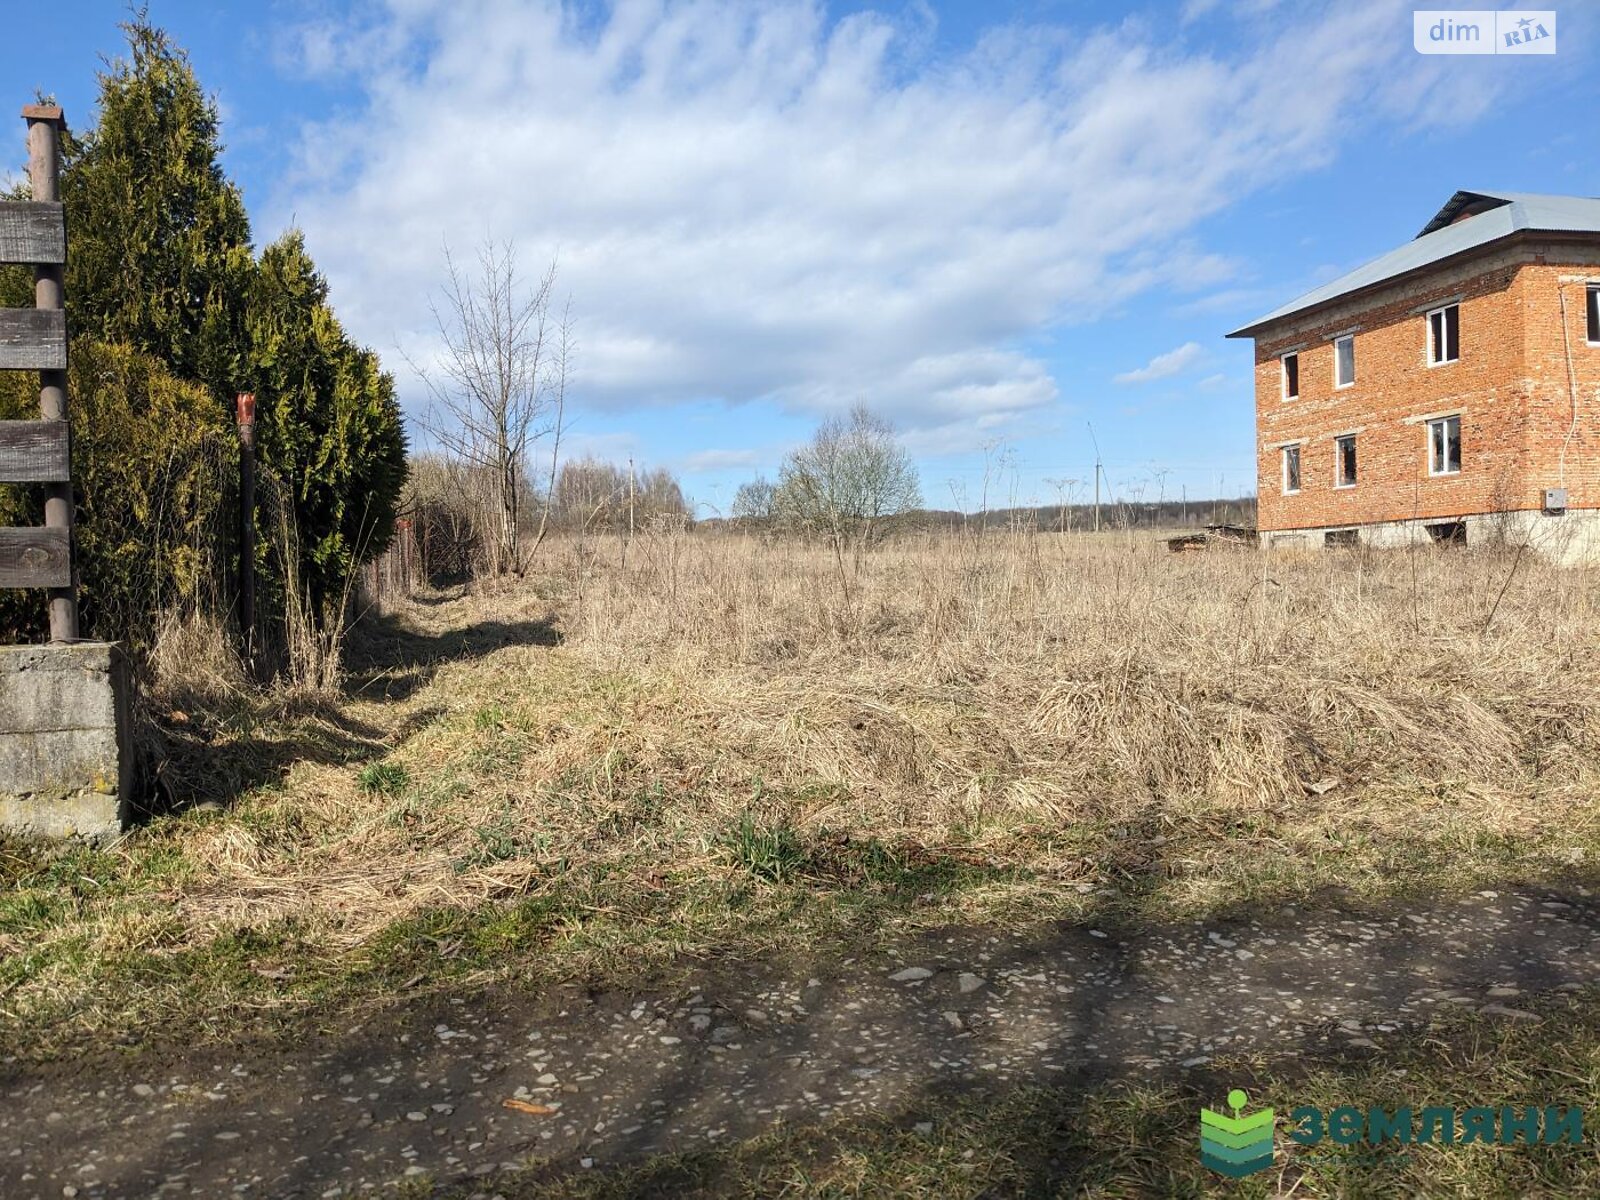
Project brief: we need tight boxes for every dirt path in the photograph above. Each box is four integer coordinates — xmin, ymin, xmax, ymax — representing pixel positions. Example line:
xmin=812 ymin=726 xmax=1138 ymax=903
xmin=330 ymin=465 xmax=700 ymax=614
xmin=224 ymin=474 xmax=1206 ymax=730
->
xmin=4 ymin=885 xmax=1596 ymax=1198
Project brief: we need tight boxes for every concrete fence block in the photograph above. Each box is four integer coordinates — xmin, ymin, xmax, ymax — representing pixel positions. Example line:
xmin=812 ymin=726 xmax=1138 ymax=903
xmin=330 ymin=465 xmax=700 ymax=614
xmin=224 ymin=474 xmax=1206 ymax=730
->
xmin=0 ymin=642 xmax=134 ymax=841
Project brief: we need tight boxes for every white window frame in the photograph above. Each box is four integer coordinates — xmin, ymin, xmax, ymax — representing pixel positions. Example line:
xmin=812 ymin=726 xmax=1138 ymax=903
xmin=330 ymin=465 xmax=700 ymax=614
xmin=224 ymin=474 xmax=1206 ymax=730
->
xmin=1427 ymin=415 xmax=1462 ymax=477
xmin=1334 ymin=433 xmax=1357 ymax=489
xmin=1282 ymin=444 xmax=1302 ymax=495
xmin=1333 ymin=334 xmax=1355 ymax=389
xmin=1281 ymin=351 xmax=1300 ymax=400
xmin=1587 ymin=284 xmax=1600 ymax=346
xmin=1427 ymin=303 xmax=1460 ymax=366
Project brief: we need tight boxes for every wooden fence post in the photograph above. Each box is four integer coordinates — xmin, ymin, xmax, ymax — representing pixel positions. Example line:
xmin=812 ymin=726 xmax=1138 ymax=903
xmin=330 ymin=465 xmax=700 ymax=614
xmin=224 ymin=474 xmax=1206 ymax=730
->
xmin=24 ymin=105 xmax=76 ymax=642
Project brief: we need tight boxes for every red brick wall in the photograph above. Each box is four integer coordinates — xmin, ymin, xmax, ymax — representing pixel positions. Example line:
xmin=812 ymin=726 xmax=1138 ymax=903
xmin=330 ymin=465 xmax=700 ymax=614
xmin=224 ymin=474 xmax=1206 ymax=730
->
xmin=1251 ymin=238 xmax=1600 ymax=533
xmin=1518 ymin=251 xmax=1600 ymax=510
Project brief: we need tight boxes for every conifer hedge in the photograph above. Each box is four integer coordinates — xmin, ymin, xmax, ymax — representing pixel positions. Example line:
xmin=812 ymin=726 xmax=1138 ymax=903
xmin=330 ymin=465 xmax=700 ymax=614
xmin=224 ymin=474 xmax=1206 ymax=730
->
xmin=0 ymin=18 xmax=407 ymax=660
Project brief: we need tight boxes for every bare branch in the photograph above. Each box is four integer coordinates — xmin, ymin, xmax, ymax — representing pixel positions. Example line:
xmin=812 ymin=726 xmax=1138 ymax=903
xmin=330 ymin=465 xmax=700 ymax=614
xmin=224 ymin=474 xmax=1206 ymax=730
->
xmin=415 ymin=240 xmax=571 ymax=576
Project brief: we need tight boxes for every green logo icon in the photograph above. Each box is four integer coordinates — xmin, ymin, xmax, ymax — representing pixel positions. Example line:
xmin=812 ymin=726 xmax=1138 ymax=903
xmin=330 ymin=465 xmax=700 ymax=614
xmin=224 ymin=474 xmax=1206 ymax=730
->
xmin=1201 ymin=1089 xmax=1275 ymax=1178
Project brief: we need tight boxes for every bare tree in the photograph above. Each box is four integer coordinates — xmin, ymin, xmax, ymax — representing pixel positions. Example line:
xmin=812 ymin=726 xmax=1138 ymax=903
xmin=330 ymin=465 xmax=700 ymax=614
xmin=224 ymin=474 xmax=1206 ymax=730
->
xmin=527 ymin=299 xmax=573 ymax=559
xmin=777 ymin=404 xmax=921 ymax=596
xmin=731 ymin=476 xmax=779 ymax=524
xmin=412 ymin=241 xmax=570 ymax=577
xmin=553 ymin=456 xmax=626 ymax=532
xmin=635 ymin=466 xmax=690 ymax=525
xmin=550 ymin=456 xmax=691 ymax=535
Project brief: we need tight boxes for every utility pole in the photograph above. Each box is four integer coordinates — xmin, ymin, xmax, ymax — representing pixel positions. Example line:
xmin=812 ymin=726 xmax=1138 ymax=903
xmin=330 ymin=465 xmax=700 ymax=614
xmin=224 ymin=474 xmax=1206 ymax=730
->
xmin=25 ymin=105 xmax=77 ymax=641
xmin=627 ymin=457 xmax=636 ymax=539
xmin=1087 ymin=422 xmax=1104 ymax=534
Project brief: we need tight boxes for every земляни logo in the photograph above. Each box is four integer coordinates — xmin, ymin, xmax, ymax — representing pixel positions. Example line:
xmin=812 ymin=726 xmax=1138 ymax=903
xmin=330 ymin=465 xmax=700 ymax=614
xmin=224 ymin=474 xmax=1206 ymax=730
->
xmin=1200 ymin=1089 xmax=1275 ymax=1178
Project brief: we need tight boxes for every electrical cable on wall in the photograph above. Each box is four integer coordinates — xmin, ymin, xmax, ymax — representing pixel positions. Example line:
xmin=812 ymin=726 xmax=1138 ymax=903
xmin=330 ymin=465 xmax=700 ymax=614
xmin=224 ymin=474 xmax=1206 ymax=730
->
xmin=1557 ymin=282 xmax=1581 ymax=490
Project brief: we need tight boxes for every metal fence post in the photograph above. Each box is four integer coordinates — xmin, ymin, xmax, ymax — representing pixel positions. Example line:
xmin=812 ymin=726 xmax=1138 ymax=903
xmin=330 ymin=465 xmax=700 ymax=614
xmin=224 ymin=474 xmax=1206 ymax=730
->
xmin=236 ymin=392 xmax=256 ymax=661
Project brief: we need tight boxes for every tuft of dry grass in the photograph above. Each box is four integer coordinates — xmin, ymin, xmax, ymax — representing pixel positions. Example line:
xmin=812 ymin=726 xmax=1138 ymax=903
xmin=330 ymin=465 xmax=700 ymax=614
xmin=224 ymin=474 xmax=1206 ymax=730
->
xmin=145 ymin=610 xmax=253 ymax=709
xmin=4 ymin=528 xmax=1600 ymax=1061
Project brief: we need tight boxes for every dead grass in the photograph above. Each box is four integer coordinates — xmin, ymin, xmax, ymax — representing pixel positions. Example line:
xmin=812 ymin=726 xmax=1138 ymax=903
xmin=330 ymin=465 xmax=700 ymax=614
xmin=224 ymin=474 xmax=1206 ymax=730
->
xmin=545 ymin=527 xmax=1600 ymax=909
xmin=4 ymin=529 xmax=1600 ymax=1060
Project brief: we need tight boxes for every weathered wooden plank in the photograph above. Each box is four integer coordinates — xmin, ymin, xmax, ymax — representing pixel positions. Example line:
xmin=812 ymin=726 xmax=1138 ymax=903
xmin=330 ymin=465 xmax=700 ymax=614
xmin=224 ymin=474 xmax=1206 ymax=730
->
xmin=0 ymin=201 xmax=65 ymax=265
xmin=0 ymin=527 xmax=70 ymax=589
xmin=0 ymin=309 xmax=66 ymax=371
xmin=0 ymin=420 xmax=68 ymax=482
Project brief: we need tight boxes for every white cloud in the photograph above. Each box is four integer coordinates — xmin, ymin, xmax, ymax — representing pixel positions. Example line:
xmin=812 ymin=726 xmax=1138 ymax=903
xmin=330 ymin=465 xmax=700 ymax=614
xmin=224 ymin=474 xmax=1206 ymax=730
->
xmin=1115 ymin=341 xmax=1205 ymax=384
xmin=272 ymin=0 xmax=1512 ymax=439
xmin=1175 ymin=286 xmax=1274 ymax=317
xmin=678 ymin=447 xmax=767 ymax=473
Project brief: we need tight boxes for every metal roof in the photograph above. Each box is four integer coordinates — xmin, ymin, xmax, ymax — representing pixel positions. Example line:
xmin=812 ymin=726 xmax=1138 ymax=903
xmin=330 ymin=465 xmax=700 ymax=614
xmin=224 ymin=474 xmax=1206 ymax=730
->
xmin=1226 ymin=190 xmax=1600 ymax=338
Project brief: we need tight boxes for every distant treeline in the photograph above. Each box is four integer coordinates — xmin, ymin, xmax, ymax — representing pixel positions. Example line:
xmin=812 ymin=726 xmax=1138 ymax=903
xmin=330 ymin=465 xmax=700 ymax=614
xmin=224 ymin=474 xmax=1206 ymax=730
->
xmin=912 ymin=495 xmax=1259 ymax=532
xmin=703 ymin=495 xmax=1258 ymax=534
xmin=402 ymin=452 xmax=695 ymax=580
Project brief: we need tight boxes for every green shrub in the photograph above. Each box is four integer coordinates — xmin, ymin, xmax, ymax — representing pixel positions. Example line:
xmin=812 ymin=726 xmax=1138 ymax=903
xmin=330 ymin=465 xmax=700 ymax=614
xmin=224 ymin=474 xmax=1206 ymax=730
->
xmin=0 ymin=342 xmax=233 ymax=647
xmin=62 ymin=20 xmax=253 ymax=403
xmin=248 ymin=231 xmax=408 ymax=620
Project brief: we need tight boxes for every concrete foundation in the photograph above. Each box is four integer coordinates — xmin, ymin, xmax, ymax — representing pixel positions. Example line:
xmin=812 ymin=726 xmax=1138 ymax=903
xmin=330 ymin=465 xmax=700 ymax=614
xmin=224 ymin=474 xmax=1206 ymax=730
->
xmin=1261 ymin=507 xmax=1600 ymax=565
xmin=0 ymin=642 xmax=134 ymax=841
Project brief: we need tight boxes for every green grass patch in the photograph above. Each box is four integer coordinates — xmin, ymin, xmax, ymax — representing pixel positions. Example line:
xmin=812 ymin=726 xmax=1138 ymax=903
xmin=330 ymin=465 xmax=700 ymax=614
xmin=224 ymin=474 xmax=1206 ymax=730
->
xmin=719 ymin=812 xmax=807 ymax=883
xmin=716 ymin=807 xmax=1034 ymax=898
xmin=357 ymin=760 xmax=411 ymax=796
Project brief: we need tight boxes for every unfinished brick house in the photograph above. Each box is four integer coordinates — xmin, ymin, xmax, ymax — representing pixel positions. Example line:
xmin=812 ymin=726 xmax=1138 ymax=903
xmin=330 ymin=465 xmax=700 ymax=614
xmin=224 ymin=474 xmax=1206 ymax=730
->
xmin=1229 ymin=189 xmax=1600 ymax=560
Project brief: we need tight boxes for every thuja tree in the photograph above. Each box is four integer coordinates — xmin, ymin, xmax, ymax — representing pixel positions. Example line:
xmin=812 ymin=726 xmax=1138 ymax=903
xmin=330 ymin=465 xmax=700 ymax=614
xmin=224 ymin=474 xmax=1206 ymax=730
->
xmin=63 ymin=18 xmax=254 ymax=403
xmin=68 ymin=13 xmax=410 ymax=611
xmin=248 ymin=231 xmax=408 ymax=621
xmin=0 ymin=343 xmax=233 ymax=648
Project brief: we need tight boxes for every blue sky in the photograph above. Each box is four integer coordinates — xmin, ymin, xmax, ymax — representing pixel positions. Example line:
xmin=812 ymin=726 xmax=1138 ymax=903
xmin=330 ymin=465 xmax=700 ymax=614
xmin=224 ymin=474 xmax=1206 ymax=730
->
xmin=4 ymin=1 xmax=1595 ymax=514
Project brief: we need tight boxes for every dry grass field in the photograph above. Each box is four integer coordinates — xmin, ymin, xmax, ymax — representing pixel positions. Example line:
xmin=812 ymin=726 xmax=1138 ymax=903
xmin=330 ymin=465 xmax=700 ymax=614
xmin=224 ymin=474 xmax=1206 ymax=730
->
xmin=5 ymin=527 xmax=1599 ymax=1068
xmin=7 ymin=528 xmax=1600 ymax=1195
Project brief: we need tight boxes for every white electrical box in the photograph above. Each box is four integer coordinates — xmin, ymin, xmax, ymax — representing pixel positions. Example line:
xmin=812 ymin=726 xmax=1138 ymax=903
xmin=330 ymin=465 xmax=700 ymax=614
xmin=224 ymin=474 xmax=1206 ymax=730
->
xmin=1544 ymin=488 xmax=1568 ymax=514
